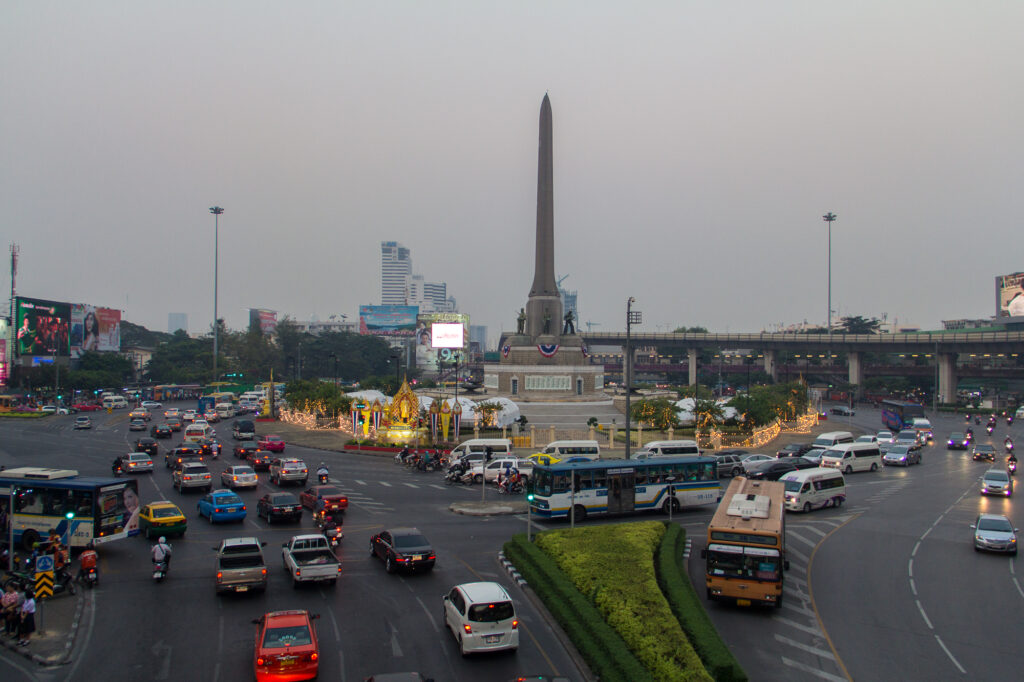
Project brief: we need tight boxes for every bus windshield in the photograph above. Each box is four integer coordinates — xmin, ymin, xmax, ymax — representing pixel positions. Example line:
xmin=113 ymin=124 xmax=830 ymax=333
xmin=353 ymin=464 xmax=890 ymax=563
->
xmin=706 ymin=544 xmax=781 ymax=582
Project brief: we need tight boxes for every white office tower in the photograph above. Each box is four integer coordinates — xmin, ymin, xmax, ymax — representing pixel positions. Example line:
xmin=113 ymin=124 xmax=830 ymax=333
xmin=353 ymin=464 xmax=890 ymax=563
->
xmin=381 ymin=241 xmax=412 ymax=305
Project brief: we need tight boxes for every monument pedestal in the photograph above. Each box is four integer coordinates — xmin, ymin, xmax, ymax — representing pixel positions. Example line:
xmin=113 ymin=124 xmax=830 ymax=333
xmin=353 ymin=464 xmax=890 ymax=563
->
xmin=486 ymin=334 xmax=603 ymax=399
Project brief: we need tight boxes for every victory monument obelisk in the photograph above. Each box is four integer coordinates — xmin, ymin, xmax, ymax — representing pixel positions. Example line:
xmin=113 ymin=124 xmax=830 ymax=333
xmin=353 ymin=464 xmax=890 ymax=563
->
xmin=485 ymin=95 xmax=604 ymax=398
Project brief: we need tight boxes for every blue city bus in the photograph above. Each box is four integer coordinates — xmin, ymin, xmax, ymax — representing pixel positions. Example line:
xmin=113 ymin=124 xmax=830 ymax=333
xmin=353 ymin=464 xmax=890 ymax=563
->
xmin=880 ymin=400 xmax=925 ymax=432
xmin=1 ymin=468 xmax=140 ymax=550
xmin=529 ymin=456 xmax=721 ymax=522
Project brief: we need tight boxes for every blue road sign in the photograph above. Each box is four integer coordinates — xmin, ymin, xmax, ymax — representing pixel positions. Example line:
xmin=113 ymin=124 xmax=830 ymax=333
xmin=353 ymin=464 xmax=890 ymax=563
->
xmin=35 ymin=554 xmax=54 ymax=573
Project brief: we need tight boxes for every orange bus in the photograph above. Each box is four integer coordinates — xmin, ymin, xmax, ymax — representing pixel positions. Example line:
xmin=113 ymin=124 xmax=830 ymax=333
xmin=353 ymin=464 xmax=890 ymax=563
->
xmin=702 ymin=476 xmax=788 ymax=608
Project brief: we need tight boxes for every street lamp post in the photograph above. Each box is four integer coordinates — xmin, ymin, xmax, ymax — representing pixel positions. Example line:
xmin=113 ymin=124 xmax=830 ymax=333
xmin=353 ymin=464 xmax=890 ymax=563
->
xmin=666 ymin=475 xmax=677 ymax=523
xmin=210 ymin=206 xmax=224 ymax=381
xmin=624 ymin=297 xmax=641 ymax=458
xmin=822 ymin=212 xmax=837 ymax=335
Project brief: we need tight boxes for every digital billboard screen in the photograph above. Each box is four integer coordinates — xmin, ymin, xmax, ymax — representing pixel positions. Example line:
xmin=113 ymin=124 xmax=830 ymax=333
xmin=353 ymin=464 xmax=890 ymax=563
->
xmin=359 ymin=305 xmax=418 ymax=336
xmin=995 ymin=272 xmax=1024 ymax=318
xmin=15 ymin=297 xmax=70 ymax=357
xmin=431 ymin=323 xmax=464 ymax=349
xmin=415 ymin=312 xmax=469 ymax=371
xmin=249 ymin=308 xmax=278 ymax=336
xmin=71 ymin=304 xmax=121 ymax=355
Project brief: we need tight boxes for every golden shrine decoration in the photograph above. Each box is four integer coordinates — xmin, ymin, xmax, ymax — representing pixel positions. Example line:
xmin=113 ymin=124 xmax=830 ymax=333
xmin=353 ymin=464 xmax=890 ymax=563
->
xmin=389 ymin=380 xmax=419 ymax=429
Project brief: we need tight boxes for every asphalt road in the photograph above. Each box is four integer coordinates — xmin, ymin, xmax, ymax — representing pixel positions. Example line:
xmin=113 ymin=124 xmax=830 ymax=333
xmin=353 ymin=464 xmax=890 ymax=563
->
xmin=691 ymin=406 xmax=1024 ymax=681
xmin=0 ymin=404 xmax=583 ymax=682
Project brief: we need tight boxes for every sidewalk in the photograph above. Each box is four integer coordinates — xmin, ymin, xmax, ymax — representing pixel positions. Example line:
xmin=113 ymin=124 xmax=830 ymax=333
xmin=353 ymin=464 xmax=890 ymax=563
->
xmin=0 ymin=585 xmax=84 ymax=667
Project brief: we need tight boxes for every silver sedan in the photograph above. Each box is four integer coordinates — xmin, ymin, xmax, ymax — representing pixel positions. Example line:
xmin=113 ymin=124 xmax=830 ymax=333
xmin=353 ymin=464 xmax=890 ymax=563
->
xmin=971 ymin=514 xmax=1018 ymax=554
xmin=221 ymin=465 xmax=259 ymax=489
xmin=883 ymin=445 xmax=920 ymax=466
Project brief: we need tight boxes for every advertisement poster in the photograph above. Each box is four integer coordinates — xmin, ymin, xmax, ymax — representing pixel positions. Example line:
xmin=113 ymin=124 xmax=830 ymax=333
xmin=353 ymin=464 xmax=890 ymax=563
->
xmin=15 ymin=297 xmax=70 ymax=357
xmin=249 ymin=308 xmax=278 ymax=335
xmin=71 ymin=304 xmax=121 ymax=356
xmin=415 ymin=312 xmax=469 ymax=371
xmin=359 ymin=305 xmax=418 ymax=336
xmin=995 ymin=272 xmax=1024 ymax=318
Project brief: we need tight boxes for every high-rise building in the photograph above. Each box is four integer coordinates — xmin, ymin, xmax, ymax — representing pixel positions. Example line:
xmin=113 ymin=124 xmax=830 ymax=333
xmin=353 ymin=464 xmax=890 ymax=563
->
xmin=381 ymin=241 xmax=412 ymax=305
xmin=168 ymin=313 xmax=188 ymax=334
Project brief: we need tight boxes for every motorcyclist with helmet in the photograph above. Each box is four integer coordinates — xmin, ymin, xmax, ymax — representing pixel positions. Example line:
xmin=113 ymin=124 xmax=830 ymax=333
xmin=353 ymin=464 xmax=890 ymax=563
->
xmin=151 ymin=536 xmax=172 ymax=570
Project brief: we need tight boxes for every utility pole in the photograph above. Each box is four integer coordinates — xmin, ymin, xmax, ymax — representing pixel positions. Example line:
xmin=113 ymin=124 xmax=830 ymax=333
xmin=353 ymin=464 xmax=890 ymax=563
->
xmin=624 ymin=297 xmax=641 ymax=458
xmin=210 ymin=206 xmax=224 ymax=382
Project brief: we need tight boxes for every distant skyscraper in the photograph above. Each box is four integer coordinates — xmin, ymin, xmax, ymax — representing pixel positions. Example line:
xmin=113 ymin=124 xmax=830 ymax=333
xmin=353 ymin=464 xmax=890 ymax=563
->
xmin=168 ymin=313 xmax=188 ymax=334
xmin=381 ymin=241 xmax=412 ymax=305
xmin=469 ymin=325 xmax=488 ymax=351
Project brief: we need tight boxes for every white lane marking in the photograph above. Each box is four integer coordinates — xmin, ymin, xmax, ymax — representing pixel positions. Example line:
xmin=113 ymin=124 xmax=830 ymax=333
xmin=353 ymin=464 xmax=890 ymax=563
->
xmin=326 ymin=604 xmax=342 ymax=642
xmin=780 ymin=656 xmax=848 ymax=682
xmin=403 ymin=482 xmax=419 ymax=489
xmin=910 ymin=578 xmax=917 ymax=596
xmin=774 ymin=616 xmax=823 ymax=636
xmin=786 ymin=546 xmax=810 ymax=564
xmin=354 ymin=479 xmax=366 ymax=485
xmin=915 ymin=600 xmax=933 ymax=629
xmin=1012 ymin=576 xmax=1024 ymax=600
xmin=212 ymin=614 xmax=225 ymax=682
xmin=380 ymin=481 xmax=392 ymax=487
xmin=429 ymin=484 xmax=446 ymax=490
xmin=416 ymin=596 xmax=440 ymax=633
xmin=787 ymin=563 xmax=807 ymax=575
xmin=912 ymin=541 xmax=921 ymax=557
xmin=64 ymin=586 xmax=98 ymax=682
xmin=934 ymin=634 xmax=967 ymax=674
xmin=908 ymin=559 xmax=913 ymax=578
xmin=786 ymin=530 xmax=817 ymax=548
xmin=338 ymin=650 xmax=347 ymax=682
xmin=780 ymin=599 xmax=815 ymax=617
xmin=920 ymin=527 xmax=933 ymax=540
xmin=800 ymin=525 xmax=827 ymax=538
xmin=774 ymin=633 xmax=836 ymax=660
xmin=390 ymin=626 xmax=403 ymax=657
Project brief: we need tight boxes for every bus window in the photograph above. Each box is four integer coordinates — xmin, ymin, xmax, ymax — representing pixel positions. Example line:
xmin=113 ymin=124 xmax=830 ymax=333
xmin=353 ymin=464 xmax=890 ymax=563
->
xmin=553 ymin=474 xmax=569 ymax=494
xmin=575 ymin=471 xmax=593 ymax=490
xmin=702 ymin=462 xmax=716 ymax=481
xmin=635 ymin=466 xmax=648 ymax=485
xmin=593 ymin=471 xmax=607 ymax=489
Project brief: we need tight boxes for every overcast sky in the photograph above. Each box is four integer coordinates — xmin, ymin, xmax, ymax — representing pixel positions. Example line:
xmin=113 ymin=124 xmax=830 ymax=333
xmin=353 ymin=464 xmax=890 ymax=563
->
xmin=3 ymin=2 xmax=1022 ymax=346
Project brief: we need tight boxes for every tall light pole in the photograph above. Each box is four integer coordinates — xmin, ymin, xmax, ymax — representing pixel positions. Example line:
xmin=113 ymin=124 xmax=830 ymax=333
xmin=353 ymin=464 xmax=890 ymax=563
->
xmin=624 ymin=297 xmax=641 ymax=458
xmin=210 ymin=206 xmax=224 ymax=382
xmin=822 ymin=212 xmax=836 ymax=336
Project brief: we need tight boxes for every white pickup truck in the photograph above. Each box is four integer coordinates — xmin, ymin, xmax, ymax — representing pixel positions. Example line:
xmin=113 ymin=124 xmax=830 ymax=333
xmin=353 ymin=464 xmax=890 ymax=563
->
xmin=467 ymin=457 xmax=533 ymax=484
xmin=281 ymin=534 xmax=341 ymax=587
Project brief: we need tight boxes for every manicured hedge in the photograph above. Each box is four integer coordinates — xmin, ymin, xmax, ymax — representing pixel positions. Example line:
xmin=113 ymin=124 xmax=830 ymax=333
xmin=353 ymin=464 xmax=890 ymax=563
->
xmin=504 ymin=535 xmax=653 ymax=682
xmin=656 ymin=524 xmax=747 ymax=682
xmin=535 ymin=522 xmax=712 ymax=682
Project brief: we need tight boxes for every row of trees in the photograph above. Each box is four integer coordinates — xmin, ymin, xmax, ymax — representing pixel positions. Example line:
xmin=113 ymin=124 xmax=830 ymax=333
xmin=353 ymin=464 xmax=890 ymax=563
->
xmin=630 ymin=381 xmax=810 ymax=431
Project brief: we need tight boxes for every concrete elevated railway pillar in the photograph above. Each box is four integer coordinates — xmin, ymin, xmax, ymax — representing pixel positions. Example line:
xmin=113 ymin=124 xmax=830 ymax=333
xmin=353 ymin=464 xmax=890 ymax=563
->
xmin=938 ymin=353 xmax=958 ymax=404
xmin=688 ymin=348 xmax=698 ymax=386
xmin=763 ymin=350 xmax=778 ymax=383
xmin=848 ymin=351 xmax=864 ymax=398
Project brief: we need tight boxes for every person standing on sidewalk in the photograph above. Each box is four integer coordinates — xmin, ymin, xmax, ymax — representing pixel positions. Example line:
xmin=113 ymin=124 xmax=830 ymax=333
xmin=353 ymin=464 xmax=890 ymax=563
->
xmin=18 ymin=589 xmax=36 ymax=646
xmin=2 ymin=583 xmax=21 ymax=637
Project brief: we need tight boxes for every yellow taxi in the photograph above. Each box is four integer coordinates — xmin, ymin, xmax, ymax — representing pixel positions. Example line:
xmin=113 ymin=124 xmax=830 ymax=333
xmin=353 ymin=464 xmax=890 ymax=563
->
xmin=138 ymin=501 xmax=188 ymax=539
xmin=527 ymin=452 xmax=562 ymax=466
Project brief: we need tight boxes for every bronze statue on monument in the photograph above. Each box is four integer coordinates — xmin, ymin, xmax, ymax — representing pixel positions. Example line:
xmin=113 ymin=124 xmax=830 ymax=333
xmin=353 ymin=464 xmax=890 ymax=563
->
xmin=516 ymin=308 xmax=526 ymax=335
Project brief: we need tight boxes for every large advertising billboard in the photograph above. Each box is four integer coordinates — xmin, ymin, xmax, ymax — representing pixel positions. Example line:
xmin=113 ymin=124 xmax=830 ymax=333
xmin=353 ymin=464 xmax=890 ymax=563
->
xmin=996 ymin=272 xmax=1024 ymax=318
xmin=359 ymin=305 xmax=418 ymax=336
xmin=415 ymin=312 xmax=469 ymax=371
xmin=249 ymin=308 xmax=278 ymax=336
xmin=15 ymin=297 xmax=70 ymax=357
xmin=71 ymin=304 xmax=121 ymax=356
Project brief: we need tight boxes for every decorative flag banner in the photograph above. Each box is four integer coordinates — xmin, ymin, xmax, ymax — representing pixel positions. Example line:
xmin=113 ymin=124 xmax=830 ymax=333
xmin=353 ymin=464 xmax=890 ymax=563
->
xmin=371 ymin=400 xmax=382 ymax=431
xmin=452 ymin=401 xmax=463 ymax=436
xmin=501 ymin=344 xmax=511 ymax=358
xmin=440 ymin=400 xmax=452 ymax=441
xmin=429 ymin=400 xmax=440 ymax=440
xmin=350 ymin=408 xmax=358 ymax=433
xmin=581 ymin=343 xmax=590 ymax=358
xmin=538 ymin=344 xmax=560 ymax=358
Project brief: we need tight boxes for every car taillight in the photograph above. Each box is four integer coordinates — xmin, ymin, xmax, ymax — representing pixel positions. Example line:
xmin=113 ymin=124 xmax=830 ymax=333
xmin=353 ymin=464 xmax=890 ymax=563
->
xmin=215 ymin=508 xmax=222 ymax=513
xmin=309 ymin=652 xmax=318 ymax=662
xmin=256 ymin=657 xmax=265 ymax=666
xmin=463 ymin=624 xmax=472 ymax=633
xmin=512 ymin=619 xmax=519 ymax=629
xmin=241 ymin=506 xmax=246 ymax=511
xmin=428 ymin=553 xmax=436 ymax=560
xmin=295 ymin=569 xmax=301 ymax=577
xmin=233 ymin=476 xmax=237 ymax=481
xmin=216 ymin=571 xmax=223 ymax=579
xmin=261 ymin=568 xmax=267 ymax=576
xmin=395 ymin=553 xmax=407 ymax=562
xmin=337 ymin=565 xmax=342 ymax=573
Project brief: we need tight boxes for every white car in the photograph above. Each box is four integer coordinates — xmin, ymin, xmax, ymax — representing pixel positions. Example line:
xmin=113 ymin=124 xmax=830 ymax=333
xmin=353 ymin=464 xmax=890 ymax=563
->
xmin=41 ymin=405 xmax=71 ymax=415
xmin=876 ymin=431 xmax=894 ymax=444
xmin=855 ymin=435 xmax=878 ymax=444
xmin=120 ymin=452 xmax=154 ymax=473
xmin=741 ymin=454 xmax=774 ymax=470
xmin=141 ymin=401 xmax=162 ymax=410
xmin=443 ymin=582 xmax=519 ymax=656
xmin=221 ymin=465 xmax=258 ymax=489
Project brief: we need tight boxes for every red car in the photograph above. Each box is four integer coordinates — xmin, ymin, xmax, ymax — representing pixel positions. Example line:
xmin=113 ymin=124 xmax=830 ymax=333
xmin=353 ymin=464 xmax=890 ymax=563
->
xmin=259 ymin=435 xmax=286 ymax=453
xmin=299 ymin=485 xmax=349 ymax=514
xmin=252 ymin=610 xmax=320 ymax=682
xmin=73 ymin=403 xmax=102 ymax=412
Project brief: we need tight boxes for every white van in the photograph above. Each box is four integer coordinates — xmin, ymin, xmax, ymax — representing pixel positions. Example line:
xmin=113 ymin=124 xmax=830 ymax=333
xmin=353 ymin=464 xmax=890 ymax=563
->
xmin=630 ymin=440 xmax=701 ymax=460
xmin=215 ymin=403 xmax=236 ymax=419
xmin=780 ymin=468 xmax=847 ymax=512
xmin=812 ymin=431 xmax=855 ymax=449
xmin=183 ymin=423 xmax=214 ymax=443
xmin=820 ymin=442 xmax=882 ymax=474
xmin=449 ymin=438 xmax=513 ymax=463
xmin=102 ymin=396 xmax=128 ymax=409
xmin=531 ymin=440 xmax=601 ymax=464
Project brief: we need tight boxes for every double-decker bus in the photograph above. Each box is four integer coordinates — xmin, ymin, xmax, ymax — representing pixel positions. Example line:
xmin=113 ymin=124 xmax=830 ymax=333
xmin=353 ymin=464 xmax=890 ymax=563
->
xmin=702 ymin=476 xmax=788 ymax=608
xmin=529 ymin=456 xmax=720 ymax=522
xmin=1 ymin=468 xmax=140 ymax=550
xmin=880 ymin=400 xmax=925 ymax=432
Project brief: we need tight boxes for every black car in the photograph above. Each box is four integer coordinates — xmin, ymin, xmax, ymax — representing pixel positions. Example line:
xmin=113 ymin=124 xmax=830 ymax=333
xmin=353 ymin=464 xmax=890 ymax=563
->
xmin=165 ymin=444 xmax=202 ymax=468
xmin=973 ymin=445 xmax=997 ymax=463
xmin=256 ymin=492 xmax=302 ymax=523
xmin=370 ymin=527 xmax=436 ymax=573
xmin=947 ymin=432 xmax=969 ymax=450
xmin=134 ymin=437 xmax=160 ymax=457
xmin=234 ymin=443 xmax=260 ymax=460
xmin=746 ymin=458 xmax=817 ymax=481
xmin=165 ymin=416 xmax=183 ymax=432
xmin=150 ymin=423 xmax=173 ymax=439
xmin=776 ymin=443 xmax=813 ymax=458
xmin=245 ymin=449 xmax=272 ymax=471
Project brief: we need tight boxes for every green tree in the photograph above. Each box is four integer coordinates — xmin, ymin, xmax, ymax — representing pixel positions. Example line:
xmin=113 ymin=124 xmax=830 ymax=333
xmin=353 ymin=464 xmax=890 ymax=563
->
xmin=838 ymin=315 xmax=882 ymax=334
xmin=672 ymin=326 xmax=709 ymax=333
xmin=630 ymin=398 xmax=680 ymax=431
xmin=691 ymin=398 xmax=725 ymax=429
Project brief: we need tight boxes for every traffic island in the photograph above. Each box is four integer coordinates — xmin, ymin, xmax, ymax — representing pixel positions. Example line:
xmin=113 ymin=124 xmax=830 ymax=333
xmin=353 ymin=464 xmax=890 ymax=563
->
xmin=449 ymin=500 xmax=527 ymax=516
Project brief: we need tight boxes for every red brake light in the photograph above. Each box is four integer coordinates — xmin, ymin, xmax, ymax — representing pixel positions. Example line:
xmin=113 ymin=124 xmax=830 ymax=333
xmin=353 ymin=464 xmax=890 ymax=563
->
xmin=463 ymin=624 xmax=472 ymax=633
xmin=512 ymin=619 xmax=519 ymax=629
xmin=256 ymin=657 xmax=265 ymax=666
xmin=216 ymin=571 xmax=223 ymax=579
xmin=215 ymin=508 xmax=222 ymax=513
xmin=241 ymin=506 xmax=246 ymax=511
xmin=261 ymin=568 xmax=267 ymax=575
xmin=309 ymin=652 xmax=318 ymax=662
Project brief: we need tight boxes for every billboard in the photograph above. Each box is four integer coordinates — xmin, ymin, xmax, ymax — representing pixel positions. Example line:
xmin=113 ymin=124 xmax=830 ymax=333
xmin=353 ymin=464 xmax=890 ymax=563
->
xmin=0 ymin=319 xmax=7 ymax=386
xmin=249 ymin=308 xmax=278 ymax=336
xmin=996 ymin=272 xmax=1024 ymax=318
xmin=15 ymin=297 xmax=70 ymax=357
xmin=71 ymin=304 xmax=121 ymax=356
xmin=359 ymin=305 xmax=418 ymax=336
xmin=415 ymin=312 xmax=469 ymax=371
xmin=431 ymin=323 xmax=464 ymax=349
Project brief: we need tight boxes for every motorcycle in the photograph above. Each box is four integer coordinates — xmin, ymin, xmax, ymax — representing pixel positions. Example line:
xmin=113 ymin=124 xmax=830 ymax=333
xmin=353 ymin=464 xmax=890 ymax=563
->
xmin=317 ymin=471 xmax=330 ymax=485
xmin=445 ymin=468 xmax=472 ymax=485
xmin=1008 ymin=458 xmax=1018 ymax=475
xmin=315 ymin=513 xmax=344 ymax=548
xmin=987 ymin=426 xmax=995 ymax=436
xmin=1008 ymin=417 xmax=1014 ymax=426
xmin=975 ymin=417 xmax=981 ymax=425
xmin=4 ymin=565 xmax=76 ymax=596
xmin=153 ymin=558 xmax=168 ymax=582
xmin=497 ymin=478 xmax=525 ymax=495
xmin=79 ymin=566 xmax=99 ymax=588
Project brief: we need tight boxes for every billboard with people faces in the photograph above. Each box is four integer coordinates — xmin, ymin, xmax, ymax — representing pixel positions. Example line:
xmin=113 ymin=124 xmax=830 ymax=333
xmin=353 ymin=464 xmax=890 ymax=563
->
xmin=71 ymin=304 xmax=121 ymax=356
xmin=996 ymin=272 xmax=1024 ymax=319
xmin=15 ymin=297 xmax=70 ymax=357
